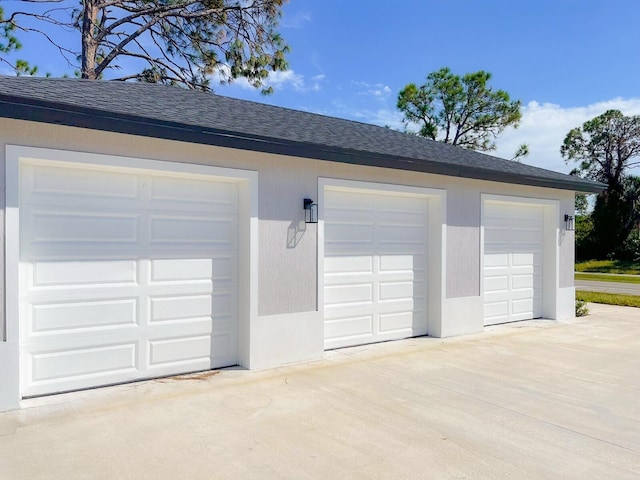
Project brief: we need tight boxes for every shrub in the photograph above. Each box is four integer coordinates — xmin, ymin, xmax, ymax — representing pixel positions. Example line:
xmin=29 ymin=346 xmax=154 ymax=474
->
xmin=575 ymin=215 xmax=596 ymax=261
xmin=615 ymin=228 xmax=640 ymax=261
xmin=575 ymin=299 xmax=589 ymax=317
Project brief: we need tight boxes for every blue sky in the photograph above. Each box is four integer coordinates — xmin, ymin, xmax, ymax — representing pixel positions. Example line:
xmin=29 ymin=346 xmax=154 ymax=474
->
xmin=3 ymin=0 xmax=640 ymax=174
xmin=216 ymin=0 xmax=640 ymax=174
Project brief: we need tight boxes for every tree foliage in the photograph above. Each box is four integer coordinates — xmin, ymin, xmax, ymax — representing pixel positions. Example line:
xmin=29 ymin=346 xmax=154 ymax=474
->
xmin=575 ymin=193 xmax=588 ymax=216
xmin=511 ymin=143 xmax=530 ymax=162
xmin=0 ymin=0 xmax=289 ymax=92
xmin=397 ymin=67 xmax=522 ymax=151
xmin=562 ymin=110 xmax=640 ymax=259
xmin=589 ymin=186 xmax=636 ymax=258
xmin=561 ymin=109 xmax=640 ymax=188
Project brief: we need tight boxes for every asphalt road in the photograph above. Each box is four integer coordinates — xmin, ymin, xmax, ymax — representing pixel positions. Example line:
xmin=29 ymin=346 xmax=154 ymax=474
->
xmin=575 ymin=279 xmax=640 ymax=295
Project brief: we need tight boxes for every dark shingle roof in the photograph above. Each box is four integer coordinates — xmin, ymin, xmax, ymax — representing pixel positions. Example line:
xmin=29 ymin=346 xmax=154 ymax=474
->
xmin=0 ymin=75 xmax=604 ymax=193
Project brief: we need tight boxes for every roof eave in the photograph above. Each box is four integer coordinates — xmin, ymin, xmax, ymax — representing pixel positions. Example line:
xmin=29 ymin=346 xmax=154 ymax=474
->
xmin=0 ymin=95 xmax=606 ymax=194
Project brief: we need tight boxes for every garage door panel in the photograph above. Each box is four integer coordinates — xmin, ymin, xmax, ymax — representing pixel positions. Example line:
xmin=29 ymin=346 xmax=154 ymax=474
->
xmin=149 ymin=176 xmax=237 ymax=206
xmin=379 ymin=224 xmax=425 ymax=243
xmin=322 ymin=273 xmax=369 ymax=287
xmin=485 ymin=217 xmax=510 ymax=227
xmin=376 ymin=194 xmax=425 ymax=213
xmin=379 ymin=311 xmax=424 ymax=333
xmin=325 ymin=190 xmax=374 ymax=210
xmin=30 ymin=298 xmax=138 ymax=334
xmin=512 ymin=298 xmax=536 ymax=315
xmin=379 ymin=254 xmax=423 ymax=272
xmin=324 ymin=256 xmax=373 ymax=274
xmin=379 ymin=281 xmax=420 ymax=301
xmin=377 ymin=268 xmax=421 ymax=281
xmin=511 ymin=243 xmax=543 ymax=255
xmin=325 ymin=222 xmax=375 ymax=245
xmin=324 ymin=188 xmax=428 ymax=349
xmin=377 ymin=295 xmax=422 ymax=310
xmin=324 ymin=283 xmax=373 ymax=305
xmin=22 ymin=164 xmax=138 ymax=201
xmin=149 ymin=294 xmax=213 ymax=322
xmin=26 ymin=341 xmax=138 ymax=383
xmin=377 ymin=210 xmax=426 ymax=223
xmin=511 ymin=228 xmax=543 ymax=242
xmin=484 ymin=290 xmax=509 ymax=303
xmin=31 ymin=259 xmax=138 ymax=288
xmin=484 ymin=253 xmax=509 ymax=267
xmin=484 ymin=234 xmax=509 ymax=249
xmin=511 ymin=274 xmax=536 ymax=289
xmin=484 ymin=301 xmax=508 ymax=321
xmin=324 ymin=316 xmax=373 ymax=340
xmin=148 ymin=335 xmax=212 ymax=366
xmin=149 ymin=292 xmax=234 ymax=323
xmin=484 ymin=275 xmax=508 ymax=292
xmin=26 ymin=278 xmax=220 ymax=302
xmin=324 ymin=303 xmax=375 ymax=321
xmin=511 ymin=252 xmax=543 ymax=265
xmin=150 ymin=257 xmax=232 ymax=283
xmin=483 ymin=202 xmax=544 ymax=326
xmin=19 ymin=161 xmax=241 ymax=397
xmin=514 ymin=206 xmax=543 ymax=220
xmin=508 ymin=265 xmax=536 ymax=276
xmin=149 ymin=216 xmax=234 ymax=245
xmin=484 ymin=227 xmax=510 ymax=244
xmin=511 ymin=287 xmax=541 ymax=299
xmin=25 ymin=211 xmax=138 ymax=245
xmin=485 ymin=202 xmax=511 ymax=217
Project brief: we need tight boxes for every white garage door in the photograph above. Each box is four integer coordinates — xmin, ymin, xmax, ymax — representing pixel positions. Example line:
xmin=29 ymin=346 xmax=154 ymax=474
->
xmin=19 ymin=161 xmax=239 ymax=397
xmin=483 ymin=202 xmax=544 ymax=326
xmin=324 ymin=188 xmax=428 ymax=349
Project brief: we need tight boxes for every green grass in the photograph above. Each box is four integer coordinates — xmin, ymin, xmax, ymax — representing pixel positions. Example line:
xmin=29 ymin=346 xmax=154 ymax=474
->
xmin=575 ymin=272 xmax=640 ymax=284
xmin=576 ymin=290 xmax=640 ymax=308
xmin=575 ymin=259 xmax=640 ymax=275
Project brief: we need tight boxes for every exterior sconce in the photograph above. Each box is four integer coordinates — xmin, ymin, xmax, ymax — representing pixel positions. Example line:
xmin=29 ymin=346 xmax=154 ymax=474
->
xmin=304 ymin=198 xmax=318 ymax=224
xmin=564 ymin=214 xmax=574 ymax=231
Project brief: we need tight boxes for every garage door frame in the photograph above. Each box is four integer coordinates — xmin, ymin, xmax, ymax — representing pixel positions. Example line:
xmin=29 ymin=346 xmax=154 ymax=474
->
xmin=480 ymin=194 xmax=560 ymax=324
xmin=318 ymin=178 xmax=446 ymax=344
xmin=5 ymin=145 xmax=258 ymax=402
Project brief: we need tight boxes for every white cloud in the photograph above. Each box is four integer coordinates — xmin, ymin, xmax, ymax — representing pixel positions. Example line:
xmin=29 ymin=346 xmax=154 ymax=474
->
xmin=327 ymin=99 xmax=404 ymax=130
xmin=493 ymin=98 xmax=640 ymax=174
xmin=266 ymin=70 xmax=306 ymax=91
xmin=281 ymin=10 xmax=312 ymax=29
xmin=212 ymin=66 xmax=324 ymax=93
xmin=353 ymin=81 xmax=392 ymax=100
xmin=266 ymin=69 xmax=325 ymax=93
xmin=309 ymin=74 xmax=325 ymax=92
xmin=367 ymin=108 xmax=404 ymax=130
xmin=210 ymin=64 xmax=254 ymax=90
xmin=331 ymin=92 xmax=640 ymax=176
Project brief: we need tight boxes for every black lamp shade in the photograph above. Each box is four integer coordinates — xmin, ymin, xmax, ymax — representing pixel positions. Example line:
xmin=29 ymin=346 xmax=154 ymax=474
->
xmin=304 ymin=198 xmax=318 ymax=224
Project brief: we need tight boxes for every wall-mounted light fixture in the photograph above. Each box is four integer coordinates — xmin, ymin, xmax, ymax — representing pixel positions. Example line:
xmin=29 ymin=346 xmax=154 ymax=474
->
xmin=304 ymin=198 xmax=318 ymax=224
xmin=564 ymin=214 xmax=574 ymax=231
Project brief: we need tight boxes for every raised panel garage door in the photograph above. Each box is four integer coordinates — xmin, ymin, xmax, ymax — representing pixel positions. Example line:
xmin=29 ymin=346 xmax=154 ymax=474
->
xmin=323 ymin=188 xmax=428 ymax=349
xmin=483 ymin=202 xmax=544 ymax=326
xmin=19 ymin=160 xmax=239 ymax=397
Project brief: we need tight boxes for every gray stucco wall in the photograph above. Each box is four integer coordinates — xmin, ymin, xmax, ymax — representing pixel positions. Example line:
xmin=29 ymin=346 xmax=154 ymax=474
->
xmin=0 ymin=118 xmax=576 ymax=328
xmin=445 ymin=182 xmax=481 ymax=298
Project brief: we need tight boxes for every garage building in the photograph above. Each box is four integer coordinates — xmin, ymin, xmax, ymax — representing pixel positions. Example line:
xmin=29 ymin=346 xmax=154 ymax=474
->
xmin=0 ymin=76 xmax=603 ymax=411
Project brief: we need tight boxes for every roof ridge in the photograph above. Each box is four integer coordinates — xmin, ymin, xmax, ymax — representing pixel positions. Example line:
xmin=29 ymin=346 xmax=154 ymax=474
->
xmin=0 ymin=75 xmax=605 ymax=193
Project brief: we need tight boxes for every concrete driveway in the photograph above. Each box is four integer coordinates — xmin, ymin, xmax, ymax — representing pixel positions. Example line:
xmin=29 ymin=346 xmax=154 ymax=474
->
xmin=1 ymin=303 xmax=639 ymax=479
